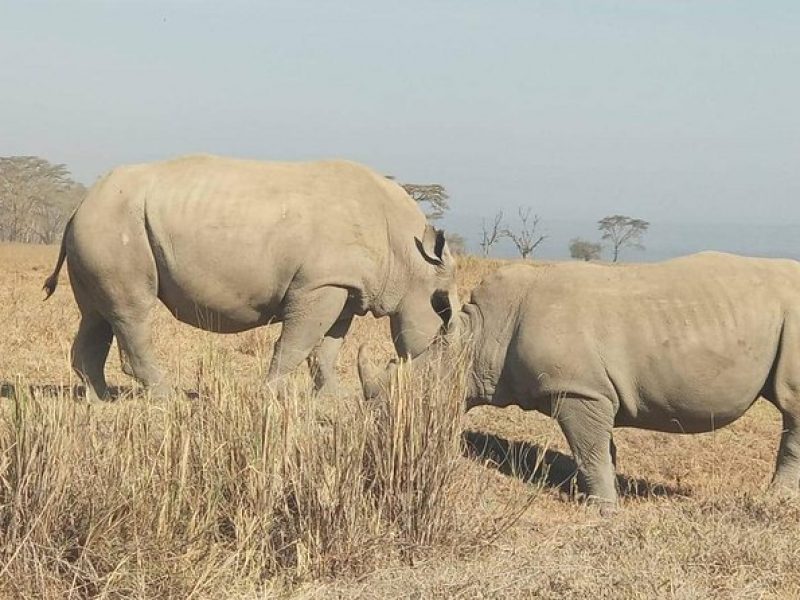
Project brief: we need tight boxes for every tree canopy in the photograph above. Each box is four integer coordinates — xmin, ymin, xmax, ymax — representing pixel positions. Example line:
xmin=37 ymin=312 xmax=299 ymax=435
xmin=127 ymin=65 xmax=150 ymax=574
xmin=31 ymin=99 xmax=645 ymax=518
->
xmin=385 ymin=175 xmax=450 ymax=221
xmin=597 ymin=215 xmax=649 ymax=262
xmin=399 ymin=183 xmax=449 ymax=221
xmin=0 ymin=156 xmax=85 ymax=244
xmin=569 ymin=237 xmax=602 ymax=261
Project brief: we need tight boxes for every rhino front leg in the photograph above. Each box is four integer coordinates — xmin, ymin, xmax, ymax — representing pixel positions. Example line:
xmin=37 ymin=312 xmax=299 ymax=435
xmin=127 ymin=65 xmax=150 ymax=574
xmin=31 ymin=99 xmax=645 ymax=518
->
xmin=555 ymin=395 xmax=618 ymax=512
xmin=268 ymin=286 xmax=349 ymax=391
xmin=307 ymin=313 xmax=353 ymax=396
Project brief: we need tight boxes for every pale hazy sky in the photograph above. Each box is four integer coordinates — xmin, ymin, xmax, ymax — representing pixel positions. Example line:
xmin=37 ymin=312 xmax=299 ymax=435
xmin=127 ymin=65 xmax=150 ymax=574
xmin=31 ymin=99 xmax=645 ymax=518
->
xmin=3 ymin=1 xmax=800 ymax=233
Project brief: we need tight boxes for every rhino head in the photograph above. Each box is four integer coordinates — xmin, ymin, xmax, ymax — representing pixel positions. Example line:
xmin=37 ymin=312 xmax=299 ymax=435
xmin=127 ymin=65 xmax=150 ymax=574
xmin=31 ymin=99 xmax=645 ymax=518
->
xmin=388 ymin=224 xmax=459 ymax=359
xmin=358 ymin=302 xmax=478 ymax=402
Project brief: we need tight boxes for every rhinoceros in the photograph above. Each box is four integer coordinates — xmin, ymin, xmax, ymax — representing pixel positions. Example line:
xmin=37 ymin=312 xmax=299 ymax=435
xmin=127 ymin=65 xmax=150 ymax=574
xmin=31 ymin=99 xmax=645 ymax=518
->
xmin=44 ymin=155 xmax=457 ymax=400
xmin=359 ymin=252 xmax=800 ymax=510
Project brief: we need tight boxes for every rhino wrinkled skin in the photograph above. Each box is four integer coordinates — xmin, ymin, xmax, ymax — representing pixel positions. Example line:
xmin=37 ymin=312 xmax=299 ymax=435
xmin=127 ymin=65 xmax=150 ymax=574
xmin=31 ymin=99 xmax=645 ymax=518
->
xmin=44 ymin=155 xmax=456 ymax=400
xmin=360 ymin=252 xmax=800 ymax=509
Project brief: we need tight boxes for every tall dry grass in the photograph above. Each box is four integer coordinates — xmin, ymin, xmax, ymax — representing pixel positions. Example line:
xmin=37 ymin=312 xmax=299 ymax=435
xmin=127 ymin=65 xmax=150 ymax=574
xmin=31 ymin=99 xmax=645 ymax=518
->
xmin=6 ymin=244 xmax=800 ymax=599
xmin=0 ymin=341 xmax=527 ymax=598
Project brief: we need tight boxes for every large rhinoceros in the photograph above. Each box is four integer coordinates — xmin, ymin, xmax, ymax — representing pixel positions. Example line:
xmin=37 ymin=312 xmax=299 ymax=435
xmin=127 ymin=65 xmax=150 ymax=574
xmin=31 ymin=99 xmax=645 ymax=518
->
xmin=359 ymin=252 xmax=800 ymax=511
xmin=44 ymin=155 xmax=457 ymax=400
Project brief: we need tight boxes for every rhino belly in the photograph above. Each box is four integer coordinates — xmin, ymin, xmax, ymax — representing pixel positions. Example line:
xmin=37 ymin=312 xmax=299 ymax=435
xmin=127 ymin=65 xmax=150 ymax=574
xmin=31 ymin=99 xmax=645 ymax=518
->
xmin=149 ymin=233 xmax=300 ymax=333
xmin=615 ymin=351 xmax=772 ymax=433
xmin=156 ymin=273 xmax=283 ymax=333
xmin=616 ymin=392 xmax=760 ymax=433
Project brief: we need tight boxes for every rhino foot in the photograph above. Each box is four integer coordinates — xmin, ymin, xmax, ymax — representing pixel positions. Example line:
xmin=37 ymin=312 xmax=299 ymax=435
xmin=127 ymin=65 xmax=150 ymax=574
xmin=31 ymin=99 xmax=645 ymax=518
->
xmin=767 ymin=479 xmax=800 ymax=500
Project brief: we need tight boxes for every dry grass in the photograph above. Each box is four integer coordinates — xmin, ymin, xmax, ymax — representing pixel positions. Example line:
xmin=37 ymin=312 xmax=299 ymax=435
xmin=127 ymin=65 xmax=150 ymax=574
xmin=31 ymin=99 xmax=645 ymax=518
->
xmin=1 ymin=243 xmax=799 ymax=599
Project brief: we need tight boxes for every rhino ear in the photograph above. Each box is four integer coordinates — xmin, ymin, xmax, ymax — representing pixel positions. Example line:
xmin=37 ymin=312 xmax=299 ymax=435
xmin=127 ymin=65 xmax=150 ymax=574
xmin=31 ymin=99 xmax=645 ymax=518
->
xmin=415 ymin=224 xmax=448 ymax=267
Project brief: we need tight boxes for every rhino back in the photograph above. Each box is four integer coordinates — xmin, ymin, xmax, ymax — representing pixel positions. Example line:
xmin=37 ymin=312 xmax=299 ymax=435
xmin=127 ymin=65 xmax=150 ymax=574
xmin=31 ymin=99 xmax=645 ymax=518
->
xmin=474 ymin=254 xmax=800 ymax=432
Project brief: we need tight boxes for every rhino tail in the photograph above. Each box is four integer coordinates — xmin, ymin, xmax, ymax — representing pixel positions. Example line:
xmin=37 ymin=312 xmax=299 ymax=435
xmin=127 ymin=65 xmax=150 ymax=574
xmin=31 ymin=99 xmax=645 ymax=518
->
xmin=42 ymin=212 xmax=75 ymax=300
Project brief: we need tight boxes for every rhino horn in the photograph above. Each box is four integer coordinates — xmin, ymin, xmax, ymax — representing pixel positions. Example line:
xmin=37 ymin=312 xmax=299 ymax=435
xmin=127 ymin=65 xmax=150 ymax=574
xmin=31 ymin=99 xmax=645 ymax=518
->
xmin=357 ymin=344 xmax=391 ymax=400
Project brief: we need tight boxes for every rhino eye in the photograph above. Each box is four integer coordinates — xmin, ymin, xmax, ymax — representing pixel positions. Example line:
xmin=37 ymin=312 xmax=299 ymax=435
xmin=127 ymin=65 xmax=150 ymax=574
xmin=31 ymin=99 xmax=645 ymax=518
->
xmin=431 ymin=290 xmax=452 ymax=329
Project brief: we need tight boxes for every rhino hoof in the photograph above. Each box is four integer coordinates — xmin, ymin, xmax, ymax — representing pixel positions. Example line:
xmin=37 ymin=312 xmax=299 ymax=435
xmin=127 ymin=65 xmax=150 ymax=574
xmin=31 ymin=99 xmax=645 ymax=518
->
xmin=598 ymin=503 xmax=619 ymax=518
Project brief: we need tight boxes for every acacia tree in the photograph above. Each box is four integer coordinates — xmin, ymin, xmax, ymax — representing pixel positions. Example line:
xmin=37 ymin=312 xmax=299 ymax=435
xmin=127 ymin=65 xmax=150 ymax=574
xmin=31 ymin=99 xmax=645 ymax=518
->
xmin=0 ymin=156 xmax=84 ymax=243
xmin=479 ymin=210 xmax=503 ymax=257
xmin=386 ymin=175 xmax=450 ymax=221
xmin=569 ymin=237 xmax=602 ymax=261
xmin=503 ymin=207 xmax=547 ymax=260
xmin=598 ymin=215 xmax=649 ymax=262
xmin=30 ymin=182 xmax=86 ymax=243
xmin=400 ymin=183 xmax=449 ymax=220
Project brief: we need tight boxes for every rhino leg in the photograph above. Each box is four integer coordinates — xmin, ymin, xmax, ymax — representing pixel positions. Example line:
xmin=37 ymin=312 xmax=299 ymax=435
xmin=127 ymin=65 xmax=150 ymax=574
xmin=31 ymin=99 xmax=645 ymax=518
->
xmin=555 ymin=395 xmax=618 ymax=510
xmin=268 ymin=286 xmax=349 ymax=390
xmin=771 ymin=414 xmax=800 ymax=491
xmin=307 ymin=313 xmax=353 ymax=396
xmin=763 ymin=313 xmax=800 ymax=491
xmin=112 ymin=311 xmax=170 ymax=398
xmin=71 ymin=312 xmax=113 ymax=401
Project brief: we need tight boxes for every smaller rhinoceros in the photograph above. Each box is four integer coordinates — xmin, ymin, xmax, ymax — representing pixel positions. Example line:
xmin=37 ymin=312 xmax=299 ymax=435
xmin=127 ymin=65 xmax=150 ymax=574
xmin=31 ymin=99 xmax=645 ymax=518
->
xmin=359 ymin=252 xmax=800 ymax=511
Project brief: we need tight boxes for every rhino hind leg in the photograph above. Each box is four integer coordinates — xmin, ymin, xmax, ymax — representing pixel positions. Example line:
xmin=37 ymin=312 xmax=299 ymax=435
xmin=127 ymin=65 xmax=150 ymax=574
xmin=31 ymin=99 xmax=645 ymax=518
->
xmin=112 ymin=314 xmax=170 ymax=398
xmin=766 ymin=391 xmax=800 ymax=491
xmin=71 ymin=312 xmax=113 ymax=401
xmin=763 ymin=313 xmax=800 ymax=491
xmin=555 ymin=395 xmax=619 ymax=510
xmin=770 ymin=414 xmax=800 ymax=491
xmin=307 ymin=313 xmax=354 ymax=396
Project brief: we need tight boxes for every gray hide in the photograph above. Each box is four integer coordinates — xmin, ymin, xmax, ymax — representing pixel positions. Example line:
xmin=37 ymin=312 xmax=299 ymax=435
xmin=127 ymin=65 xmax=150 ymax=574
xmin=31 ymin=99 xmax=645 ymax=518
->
xmin=360 ymin=252 xmax=800 ymax=510
xmin=44 ymin=155 xmax=457 ymax=399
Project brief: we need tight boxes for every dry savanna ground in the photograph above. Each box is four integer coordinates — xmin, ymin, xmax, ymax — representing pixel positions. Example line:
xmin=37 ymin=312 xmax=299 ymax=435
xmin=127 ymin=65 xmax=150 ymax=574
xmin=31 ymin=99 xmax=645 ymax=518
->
xmin=1 ymin=243 xmax=799 ymax=599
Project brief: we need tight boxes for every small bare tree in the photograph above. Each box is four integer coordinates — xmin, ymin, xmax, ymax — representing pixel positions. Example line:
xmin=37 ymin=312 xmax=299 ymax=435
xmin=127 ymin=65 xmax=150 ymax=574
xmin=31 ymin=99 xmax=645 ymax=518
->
xmin=569 ymin=237 xmax=602 ymax=261
xmin=598 ymin=215 xmax=650 ymax=262
xmin=479 ymin=210 xmax=503 ymax=257
xmin=502 ymin=207 xmax=547 ymax=260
